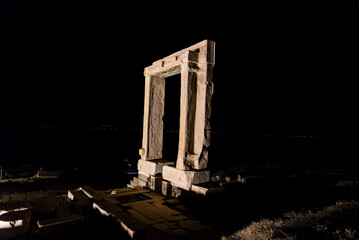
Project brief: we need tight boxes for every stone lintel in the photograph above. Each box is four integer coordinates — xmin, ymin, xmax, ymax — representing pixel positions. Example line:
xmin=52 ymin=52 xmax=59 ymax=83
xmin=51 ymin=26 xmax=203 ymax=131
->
xmin=144 ymin=51 xmax=201 ymax=78
xmin=137 ymin=160 xmax=174 ymax=177
xmin=151 ymin=39 xmax=214 ymax=66
xmin=162 ymin=166 xmax=210 ymax=191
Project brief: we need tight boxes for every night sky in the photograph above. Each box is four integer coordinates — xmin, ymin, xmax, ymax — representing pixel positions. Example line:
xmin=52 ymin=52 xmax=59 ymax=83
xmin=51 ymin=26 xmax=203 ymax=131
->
xmin=1 ymin=1 xmax=358 ymax=168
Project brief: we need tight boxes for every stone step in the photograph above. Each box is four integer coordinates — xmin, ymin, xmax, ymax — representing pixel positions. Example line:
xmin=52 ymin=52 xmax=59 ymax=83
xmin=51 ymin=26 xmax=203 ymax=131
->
xmin=133 ymin=177 xmax=147 ymax=188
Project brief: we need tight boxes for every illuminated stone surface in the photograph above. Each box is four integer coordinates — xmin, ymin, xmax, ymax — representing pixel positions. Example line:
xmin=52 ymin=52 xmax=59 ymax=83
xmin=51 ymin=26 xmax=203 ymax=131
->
xmin=136 ymin=40 xmax=215 ymax=192
xmin=138 ymin=159 xmax=174 ymax=177
xmin=162 ymin=165 xmax=210 ymax=190
xmin=0 ymin=185 xmax=213 ymax=239
xmin=0 ymin=202 xmax=31 ymax=238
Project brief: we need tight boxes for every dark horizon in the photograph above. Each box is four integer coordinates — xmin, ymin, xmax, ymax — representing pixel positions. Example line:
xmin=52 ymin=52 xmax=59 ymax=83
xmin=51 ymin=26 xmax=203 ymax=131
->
xmin=1 ymin=0 xmax=358 ymax=168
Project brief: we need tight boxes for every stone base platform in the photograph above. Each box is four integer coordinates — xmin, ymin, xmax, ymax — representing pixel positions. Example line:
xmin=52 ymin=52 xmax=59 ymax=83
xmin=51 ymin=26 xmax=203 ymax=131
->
xmin=95 ymin=186 xmax=212 ymax=239
xmin=1 ymin=185 xmax=214 ymax=239
xmin=137 ymin=159 xmax=174 ymax=177
xmin=134 ymin=160 xmax=211 ymax=195
xmin=162 ymin=166 xmax=210 ymax=191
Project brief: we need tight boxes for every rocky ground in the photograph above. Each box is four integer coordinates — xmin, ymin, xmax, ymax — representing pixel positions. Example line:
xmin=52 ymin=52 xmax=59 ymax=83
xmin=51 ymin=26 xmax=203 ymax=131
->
xmin=1 ymin=166 xmax=358 ymax=240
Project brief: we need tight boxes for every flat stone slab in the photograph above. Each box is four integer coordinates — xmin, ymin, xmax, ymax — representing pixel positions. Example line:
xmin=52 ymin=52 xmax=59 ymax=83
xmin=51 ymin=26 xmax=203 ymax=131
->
xmin=37 ymin=214 xmax=84 ymax=228
xmin=0 ymin=201 xmax=31 ymax=211
xmin=0 ymin=194 xmax=11 ymax=203
xmin=127 ymin=209 xmax=166 ymax=225
xmin=131 ymin=204 xmax=162 ymax=220
xmin=79 ymin=186 xmax=105 ymax=201
xmin=68 ymin=190 xmax=88 ymax=201
xmin=67 ymin=190 xmax=93 ymax=214
xmin=37 ymin=214 xmax=84 ymax=237
xmin=191 ymin=184 xmax=209 ymax=195
xmin=152 ymin=223 xmax=169 ymax=230
xmin=93 ymin=200 xmax=124 ymax=217
xmin=150 ymin=175 xmax=162 ymax=192
xmin=192 ymin=181 xmax=223 ymax=195
xmin=132 ymin=177 xmax=147 ymax=188
xmin=115 ymin=211 xmax=147 ymax=239
xmin=29 ymin=196 xmax=63 ymax=217
xmin=0 ymin=185 xmax=215 ymax=239
xmin=0 ymin=207 xmax=31 ymax=239
xmin=37 ymin=170 xmax=64 ymax=179
xmin=162 ymin=166 xmax=210 ymax=190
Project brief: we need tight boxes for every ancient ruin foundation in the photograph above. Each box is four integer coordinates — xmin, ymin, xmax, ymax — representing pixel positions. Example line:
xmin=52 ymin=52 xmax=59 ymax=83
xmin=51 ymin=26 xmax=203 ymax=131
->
xmin=133 ymin=40 xmax=215 ymax=194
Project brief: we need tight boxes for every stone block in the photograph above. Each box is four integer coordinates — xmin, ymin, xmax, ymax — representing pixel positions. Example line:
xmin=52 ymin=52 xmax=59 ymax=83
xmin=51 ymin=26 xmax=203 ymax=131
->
xmin=0 ymin=205 xmax=31 ymax=239
xmin=0 ymin=201 xmax=31 ymax=211
xmin=130 ymin=180 xmax=138 ymax=187
xmin=29 ymin=196 xmax=61 ymax=217
xmin=79 ymin=186 xmax=104 ymax=201
xmin=0 ymin=194 xmax=11 ymax=203
xmin=37 ymin=170 xmax=63 ymax=179
xmin=127 ymin=209 xmax=166 ymax=225
xmin=68 ymin=191 xmax=92 ymax=214
xmin=162 ymin=180 xmax=171 ymax=196
xmin=131 ymin=204 xmax=161 ymax=220
xmin=133 ymin=177 xmax=147 ymax=188
xmin=137 ymin=171 xmax=149 ymax=178
xmin=171 ymin=186 xmax=182 ymax=198
xmin=137 ymin=160 xmax=174 ymax=176
xmin=25 ymin=191 xmax=47 ymax=201
xmin=32 ymin=202 xmax=57 ymax=217
xmin=191 ymin=184 xmax=209 ymax=196
xmin=149 ymin=206 xmax=187 ymax=222
xmin=162 ymin=166 xmax=210 ymax=190
xmin=93 ymin=200 xmax=124 ymax=217
xmin=56 ymin=198 xmax=72 ymax=217
xmin=68 ymin=190 xmax=91 ymax=202
xmin=37 ymin=214 xmax=83 ymax=237
xmin=11 ymin=193 xmax=26 ymax=202
xmin=150 ymin=176 xmax=162 ymax=192
xmin=138 ymin=173 xmax=150 ymax=182
xmin=115 ymin=212 xmax=147 ymax=239
xmin=152 ymin=202 xmax=181 ymax=216
xmin=37 ymin=214 xmax=83 ymax=228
